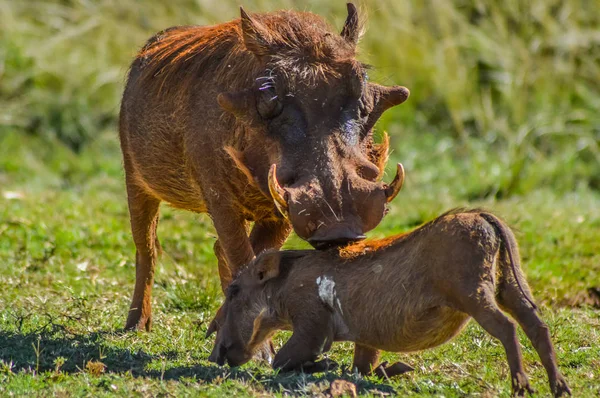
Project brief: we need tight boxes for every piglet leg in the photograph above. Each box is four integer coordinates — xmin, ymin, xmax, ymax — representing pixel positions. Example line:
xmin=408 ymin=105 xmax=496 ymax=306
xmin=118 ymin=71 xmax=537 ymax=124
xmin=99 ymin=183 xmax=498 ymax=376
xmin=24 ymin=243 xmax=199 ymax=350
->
xmin=352 ymin=344 xmax=380 ymax=374
xmin=464 ymin=289 xmax=534 ymax=397
xmin=300 ymin=358 xmax=338 ymax=373
xmin=498 ymin=280 xmax=571 ymax=396
xmin=273 ymin=321 xmax=334 ymax=373
xmin=353 ymin=344 xmax=413 ymax=378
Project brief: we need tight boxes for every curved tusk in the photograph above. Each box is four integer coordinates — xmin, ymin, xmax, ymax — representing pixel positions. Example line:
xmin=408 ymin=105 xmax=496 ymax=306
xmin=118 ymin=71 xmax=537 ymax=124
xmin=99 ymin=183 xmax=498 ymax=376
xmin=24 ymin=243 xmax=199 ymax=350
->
xmin=268 ymin=164 xmax=288 ymax=218
xmin=385 ymin=163 xmax=405 ymax=203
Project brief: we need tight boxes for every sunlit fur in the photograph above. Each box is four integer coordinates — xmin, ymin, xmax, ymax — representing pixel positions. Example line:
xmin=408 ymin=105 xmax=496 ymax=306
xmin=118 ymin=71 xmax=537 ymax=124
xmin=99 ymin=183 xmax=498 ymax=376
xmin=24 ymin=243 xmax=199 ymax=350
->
xmin=118 ymin=5 xmax=405 ymax=338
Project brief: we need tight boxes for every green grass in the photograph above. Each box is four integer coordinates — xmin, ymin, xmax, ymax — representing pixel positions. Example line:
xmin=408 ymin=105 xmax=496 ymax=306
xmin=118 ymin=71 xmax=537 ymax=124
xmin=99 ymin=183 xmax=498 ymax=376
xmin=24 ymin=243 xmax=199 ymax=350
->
xmin=1 ymin=131 xmax=599 ymax=396
xmin=1 ymin=0 xmax=599 ymax=395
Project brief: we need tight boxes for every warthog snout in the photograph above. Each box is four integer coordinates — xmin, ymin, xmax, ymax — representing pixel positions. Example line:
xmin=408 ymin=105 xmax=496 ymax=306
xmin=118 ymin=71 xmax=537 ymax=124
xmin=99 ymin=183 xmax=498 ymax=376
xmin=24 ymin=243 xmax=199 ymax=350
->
xmin=208 ymin=343 xmax=228 ymax=366
xmin=209 ymin=341 xmax=257 ymax=367
xmin=307 ymin=227 xmax=366 ymax=249
xmin=269 ymin=163 xmax=405 ymax=248
xmin=209 ymin=337 xmax=274 ymax=368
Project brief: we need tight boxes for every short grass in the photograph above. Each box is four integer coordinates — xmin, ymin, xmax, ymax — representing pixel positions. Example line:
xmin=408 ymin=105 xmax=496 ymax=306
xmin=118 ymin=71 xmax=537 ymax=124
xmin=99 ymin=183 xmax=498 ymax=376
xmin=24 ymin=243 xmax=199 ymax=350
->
xmin=1 ymin=132 xmax=599 ymax=397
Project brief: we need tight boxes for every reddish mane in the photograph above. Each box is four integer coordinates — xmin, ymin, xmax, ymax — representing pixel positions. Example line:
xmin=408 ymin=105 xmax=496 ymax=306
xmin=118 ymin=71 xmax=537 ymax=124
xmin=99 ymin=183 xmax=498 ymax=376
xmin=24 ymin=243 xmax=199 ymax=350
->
xmin=134 ymin=10 xmax=362 ymax=93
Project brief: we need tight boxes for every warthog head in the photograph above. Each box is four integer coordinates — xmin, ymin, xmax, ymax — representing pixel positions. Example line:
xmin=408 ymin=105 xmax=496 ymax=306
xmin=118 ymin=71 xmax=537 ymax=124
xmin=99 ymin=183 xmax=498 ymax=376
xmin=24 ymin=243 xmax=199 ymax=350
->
xmin=208 ymin=251 xmax=307 ymax=367
xmin=220 ymin=4 xmax=409 ymax=248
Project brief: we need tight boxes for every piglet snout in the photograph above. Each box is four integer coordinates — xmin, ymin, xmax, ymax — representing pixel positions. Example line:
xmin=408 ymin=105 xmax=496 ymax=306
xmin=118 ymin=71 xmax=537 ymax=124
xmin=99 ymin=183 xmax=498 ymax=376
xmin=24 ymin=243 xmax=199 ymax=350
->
xmin=208 ymin=343 xmax=227 ymax=366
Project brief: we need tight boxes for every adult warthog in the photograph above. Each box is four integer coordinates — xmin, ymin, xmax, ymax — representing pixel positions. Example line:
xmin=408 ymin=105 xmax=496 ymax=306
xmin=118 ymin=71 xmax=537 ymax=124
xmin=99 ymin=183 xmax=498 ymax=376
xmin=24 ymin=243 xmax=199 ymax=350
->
xmin=119 ymin=2 xmax=408 ymax=342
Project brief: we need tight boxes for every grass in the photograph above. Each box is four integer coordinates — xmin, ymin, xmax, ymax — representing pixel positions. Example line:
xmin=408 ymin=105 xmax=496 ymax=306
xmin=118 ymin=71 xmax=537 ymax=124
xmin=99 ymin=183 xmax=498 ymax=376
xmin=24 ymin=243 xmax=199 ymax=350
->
xmin=1 ymin=131 xmax=599 ymax=397
xmin=1 ymin=0 xmax=599 ymax=396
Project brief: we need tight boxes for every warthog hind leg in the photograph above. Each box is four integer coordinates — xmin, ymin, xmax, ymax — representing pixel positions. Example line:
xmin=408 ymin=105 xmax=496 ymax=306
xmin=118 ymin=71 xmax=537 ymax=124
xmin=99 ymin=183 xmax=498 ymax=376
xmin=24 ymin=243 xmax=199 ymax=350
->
xmin=462 ymin=286 xmax=533 ymax=397
xmin=124 ymin=181 xmax=161 ymax=332
xmin=498 ymin=283 xmax=571 ymax=397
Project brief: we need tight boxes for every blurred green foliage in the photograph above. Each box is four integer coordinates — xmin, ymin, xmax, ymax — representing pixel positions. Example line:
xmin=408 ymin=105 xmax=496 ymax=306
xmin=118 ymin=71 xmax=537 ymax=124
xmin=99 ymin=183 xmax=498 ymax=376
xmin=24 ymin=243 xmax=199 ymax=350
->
xmin=0 ymin=0 xmax=598 ymax=196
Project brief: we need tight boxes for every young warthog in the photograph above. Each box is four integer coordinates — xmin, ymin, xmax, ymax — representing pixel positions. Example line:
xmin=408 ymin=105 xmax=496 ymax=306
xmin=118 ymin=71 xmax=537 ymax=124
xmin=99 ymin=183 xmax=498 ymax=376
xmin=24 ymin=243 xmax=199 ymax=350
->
xmin=209 ymin=210 xmax=571 ymax=397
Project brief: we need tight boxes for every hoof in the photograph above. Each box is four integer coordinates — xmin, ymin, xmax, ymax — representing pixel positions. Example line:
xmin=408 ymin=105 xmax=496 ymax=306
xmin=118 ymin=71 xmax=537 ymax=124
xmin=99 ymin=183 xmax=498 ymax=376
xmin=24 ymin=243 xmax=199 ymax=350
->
xmin=374 ymin=361 xmax=414 ymax=378
xmin=512 ymin=384 xmax=534 ymax=397
xmin=511 ymin=373 xmax=533 ymax=397
xmin=125 ymin=314 xmax=151 ymax=332
xmin=553 ymin=378 xmax=571 ymax=397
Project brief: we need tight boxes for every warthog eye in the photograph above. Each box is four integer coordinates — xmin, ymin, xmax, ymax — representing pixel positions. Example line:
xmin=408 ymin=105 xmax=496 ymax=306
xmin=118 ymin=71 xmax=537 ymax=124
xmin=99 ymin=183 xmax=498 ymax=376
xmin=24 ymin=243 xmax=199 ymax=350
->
xmin=227 ymin=284 xmax=240 ymax=299
xmin=256 ymin=86 xmax=283 ymax=120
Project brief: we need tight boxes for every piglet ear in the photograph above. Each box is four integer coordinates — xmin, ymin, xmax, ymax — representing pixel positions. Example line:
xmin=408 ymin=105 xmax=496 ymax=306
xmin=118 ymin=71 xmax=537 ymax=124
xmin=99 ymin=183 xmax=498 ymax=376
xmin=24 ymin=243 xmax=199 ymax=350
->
xmin=205 ymin=304 xmax=225 ymax=338
xmin=205 ymin=318 xmax=218 ymax=338
xmin=255 ymin=252 xmax=281 ymax=283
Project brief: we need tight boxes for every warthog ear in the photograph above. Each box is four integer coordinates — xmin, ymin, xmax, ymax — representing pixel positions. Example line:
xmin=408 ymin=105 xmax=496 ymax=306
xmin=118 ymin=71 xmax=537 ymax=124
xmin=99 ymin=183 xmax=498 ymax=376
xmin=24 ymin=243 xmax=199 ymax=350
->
xmin=365 ymin=83 xmax=410 ymax=130
xmin=240 ymin=7 xmax=271 ymax=56
xmin=255 ymin=252 xmax=281 ymax=283
xmin=341 ymin=3 xmax=362 ymax=45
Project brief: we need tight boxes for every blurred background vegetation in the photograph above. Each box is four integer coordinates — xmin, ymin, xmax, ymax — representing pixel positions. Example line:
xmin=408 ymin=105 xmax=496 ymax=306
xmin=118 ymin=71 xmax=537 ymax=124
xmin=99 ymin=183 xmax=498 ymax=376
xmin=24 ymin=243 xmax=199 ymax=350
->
xmin=1 ymin=0 xmax=598 ymax=200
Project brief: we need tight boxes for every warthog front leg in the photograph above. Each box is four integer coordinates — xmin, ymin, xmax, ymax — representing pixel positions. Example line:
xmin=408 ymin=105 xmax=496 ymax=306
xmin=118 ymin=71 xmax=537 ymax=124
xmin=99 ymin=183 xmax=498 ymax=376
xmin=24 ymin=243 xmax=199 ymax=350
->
xmin=210 ymin=210 xmax=254 ymax=291
xmin=352 ymin=344 xmax=380 ymax=375
xmin=273 ymin=331 xmax=334 ymax=373
xmin=249 ymin=218 xmax=292 ymax=255
xmin=249 ymin=218 xmax=291 ymax=363
xmin=210 ymin=217 xmax=289 ymax=364
xmin=273 ymin=313 xmax=334 ymax=373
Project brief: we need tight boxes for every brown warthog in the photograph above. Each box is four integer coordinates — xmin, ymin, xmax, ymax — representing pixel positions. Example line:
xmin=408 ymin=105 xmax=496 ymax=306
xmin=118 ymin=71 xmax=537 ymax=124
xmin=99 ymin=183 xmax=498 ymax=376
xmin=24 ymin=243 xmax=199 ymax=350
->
xmin=210 ymin=210 xmax=571 ymax=397
xmin=119 ymin=2 xmax=408 ymax=334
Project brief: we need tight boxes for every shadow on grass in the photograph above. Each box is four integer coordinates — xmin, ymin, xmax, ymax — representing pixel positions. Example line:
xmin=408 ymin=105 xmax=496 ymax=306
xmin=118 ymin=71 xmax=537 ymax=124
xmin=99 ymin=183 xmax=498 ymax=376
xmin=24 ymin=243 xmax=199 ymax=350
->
xmin=0 ymin=329 xmax=163 ymax=375
xmin=147 ymin=364 xmax=397 ymax=395
xmin=0 ymin=329 xmax=396 ymax=395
